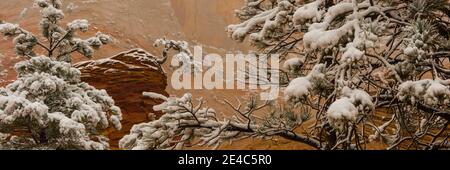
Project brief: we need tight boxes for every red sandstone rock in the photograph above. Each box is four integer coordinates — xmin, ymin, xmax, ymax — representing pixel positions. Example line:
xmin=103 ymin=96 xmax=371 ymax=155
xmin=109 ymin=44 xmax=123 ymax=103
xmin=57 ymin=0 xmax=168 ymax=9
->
xmin=74 ymin=48 xmax=168 ymax=148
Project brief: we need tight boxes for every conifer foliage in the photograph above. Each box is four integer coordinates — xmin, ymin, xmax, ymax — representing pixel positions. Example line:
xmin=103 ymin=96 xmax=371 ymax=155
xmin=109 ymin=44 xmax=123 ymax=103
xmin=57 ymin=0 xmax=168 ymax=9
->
xmin=123 ymin=0 xmax=450 ymax=150
xmin=0 ymin=0 xmax=121 ymax=150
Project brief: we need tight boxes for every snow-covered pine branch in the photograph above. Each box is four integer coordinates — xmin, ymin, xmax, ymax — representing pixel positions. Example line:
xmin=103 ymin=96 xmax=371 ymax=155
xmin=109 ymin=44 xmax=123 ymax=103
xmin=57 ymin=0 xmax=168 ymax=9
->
xmin=0 ymin=0 xmax=112 ymax=62
xmin=124 ymin=0 xmax=450 ymax=150
xmin=0 ymin=0 xmax=121 ymax=150
xmin=119 ymin=93 xmax=226 ymax=150
xmin=225 ymin=0 xmax=450 ymax=150
xmin=119 ymin=94 xmax=320 ymax=150
xmin=153 ymin=38 xmax=202 ymax=73
xmin=0 ymin=57 xmax=122 ymax=150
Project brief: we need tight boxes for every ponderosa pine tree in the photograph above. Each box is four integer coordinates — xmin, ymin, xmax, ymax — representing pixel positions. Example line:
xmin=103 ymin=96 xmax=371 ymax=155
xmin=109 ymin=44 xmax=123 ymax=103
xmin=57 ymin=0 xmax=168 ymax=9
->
xmin=0 ymin=0 xmax=122 ymax=150
xmin=121 ymin=0 xmax=450 ymax=150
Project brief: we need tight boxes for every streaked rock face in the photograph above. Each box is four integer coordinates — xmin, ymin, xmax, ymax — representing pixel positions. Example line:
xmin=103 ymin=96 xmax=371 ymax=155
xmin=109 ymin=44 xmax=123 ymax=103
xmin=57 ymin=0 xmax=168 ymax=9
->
xmin=75 ymin=49 xmax=168 ymax=148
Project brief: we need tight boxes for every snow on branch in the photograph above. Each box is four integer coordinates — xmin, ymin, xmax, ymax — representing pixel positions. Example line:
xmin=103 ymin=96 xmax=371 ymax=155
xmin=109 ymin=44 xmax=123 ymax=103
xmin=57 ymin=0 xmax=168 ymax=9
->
xmin=284 ymin=64 xmax=330 ymax=102
xmin=120 ymin=94 xmax=321 ymax=150
xmin=153 ymin=38 xmax=202 ymax=72
xmin=0 ymin=0 xmax=112 ymax=62
xmin=226 ymin=0 xmax=450 ymax=150
xmin=0 ymin=57 xmax=122 ymax=150
xmin=0 ymin=0 xmax=121 ymax=150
